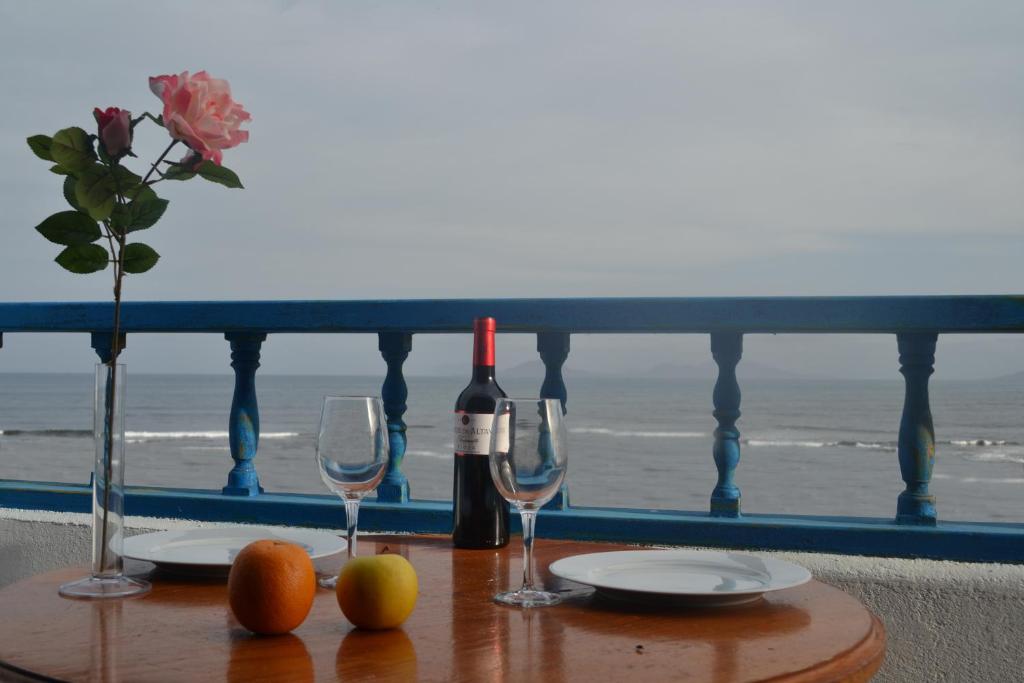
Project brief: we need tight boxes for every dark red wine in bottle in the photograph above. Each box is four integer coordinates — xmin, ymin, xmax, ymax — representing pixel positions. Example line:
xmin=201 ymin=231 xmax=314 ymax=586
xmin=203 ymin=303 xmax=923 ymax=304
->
xmin=452 ymin=317 xmax=510 ymax=548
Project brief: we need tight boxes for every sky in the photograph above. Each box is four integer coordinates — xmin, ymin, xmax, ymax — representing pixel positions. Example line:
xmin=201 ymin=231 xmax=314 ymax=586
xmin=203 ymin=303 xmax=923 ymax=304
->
xmin=0 ymin=1 xmax=1022 ymax=378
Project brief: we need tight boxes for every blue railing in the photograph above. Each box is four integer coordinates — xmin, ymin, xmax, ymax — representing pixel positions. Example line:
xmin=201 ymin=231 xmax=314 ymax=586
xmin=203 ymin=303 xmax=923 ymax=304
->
xmin=1 ymin=296 xmax=1023 ymax=562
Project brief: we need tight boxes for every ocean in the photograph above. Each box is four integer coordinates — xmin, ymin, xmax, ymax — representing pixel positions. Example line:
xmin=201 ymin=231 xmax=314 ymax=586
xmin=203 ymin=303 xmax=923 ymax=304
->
xmin=0 ymin=372 xmax=1021 ymax=523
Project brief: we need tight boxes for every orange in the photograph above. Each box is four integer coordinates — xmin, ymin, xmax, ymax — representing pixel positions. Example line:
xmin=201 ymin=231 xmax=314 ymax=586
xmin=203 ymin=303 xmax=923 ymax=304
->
xmin=335 ymin=554 xmax=418 ymax=630
xmin=228 ymin=539 xmax=316 ymax=635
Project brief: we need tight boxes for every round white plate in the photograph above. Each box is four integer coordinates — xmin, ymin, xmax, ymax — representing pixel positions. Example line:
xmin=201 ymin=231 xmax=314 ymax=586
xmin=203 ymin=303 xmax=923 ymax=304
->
xmin=124 ymin=527 xmax=346 ymax=575
xmin=548 ymin=550 xmax=812 ymax=606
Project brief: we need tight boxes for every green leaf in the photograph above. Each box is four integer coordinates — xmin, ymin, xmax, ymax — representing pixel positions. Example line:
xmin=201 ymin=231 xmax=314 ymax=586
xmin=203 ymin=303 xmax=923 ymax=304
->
xmin=195 ymin=161 xmax=243 ymax=188
xmin=122 ymin=243 xmax=160 ymax=273
xmin=74 ymin=165 xmax=117 ymax=220
xmin=62 ymin=176 xmax=87 ymax=213
xmin=111 ymin=196 xmax=168 ymax=234
xmin=35 ymin=211 xmax=101 ymax=246
xmin=55 ymin=244 xmax=108 ymax=274
xmin=106 ymin=166 xmax=144 ymax=205
xmin=163 ymin=164 xmax=196 ymax=181
xmin=127 ymin=197 xmax=168 ymax=232
xmin=110 ymin=165 xmax=142 ymax=186
xmin=49 ymin=127 xmax=95 ymax=173
xmin=124 ymin=183 xmax=157 ymax=202
xmin=49 ymin=164 xmax=71 ymax=175
xmin=27 ymin=135 xmax=53 ymax=161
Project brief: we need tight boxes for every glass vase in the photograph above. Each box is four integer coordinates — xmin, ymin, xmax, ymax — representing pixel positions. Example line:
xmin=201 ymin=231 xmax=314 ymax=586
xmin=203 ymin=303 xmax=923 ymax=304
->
xmin=59 ymin=364 xmax=150 ymax=599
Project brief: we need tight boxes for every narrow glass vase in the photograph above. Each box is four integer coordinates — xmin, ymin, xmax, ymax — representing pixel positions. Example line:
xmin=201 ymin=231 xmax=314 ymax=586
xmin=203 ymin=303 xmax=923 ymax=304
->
xmin=59 ymin=364 xmax=150 ymax=599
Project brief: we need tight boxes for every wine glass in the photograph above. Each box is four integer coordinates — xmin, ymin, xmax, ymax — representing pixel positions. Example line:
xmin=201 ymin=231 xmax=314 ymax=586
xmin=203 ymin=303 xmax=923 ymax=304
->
xmin=315 ymin=396 xmax=389 ymax=588
xmin=488 ymin=398 xmax=568 ymax=607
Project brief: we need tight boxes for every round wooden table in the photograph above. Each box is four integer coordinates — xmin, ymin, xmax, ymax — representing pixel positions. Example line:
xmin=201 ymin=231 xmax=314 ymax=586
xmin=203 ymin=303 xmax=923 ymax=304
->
xmin=0 ymin=536 xmax=884 ymax=682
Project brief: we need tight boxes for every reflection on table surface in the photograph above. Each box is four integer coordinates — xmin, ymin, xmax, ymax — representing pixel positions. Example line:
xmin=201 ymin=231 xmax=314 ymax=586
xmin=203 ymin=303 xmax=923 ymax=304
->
xmin=0 ymin=535 xmax=883 ymax=683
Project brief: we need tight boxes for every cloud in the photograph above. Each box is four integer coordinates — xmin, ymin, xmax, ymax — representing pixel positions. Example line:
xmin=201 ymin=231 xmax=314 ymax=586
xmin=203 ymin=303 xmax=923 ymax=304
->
xmin=1 ymin=1 xmax=1021 ymax=374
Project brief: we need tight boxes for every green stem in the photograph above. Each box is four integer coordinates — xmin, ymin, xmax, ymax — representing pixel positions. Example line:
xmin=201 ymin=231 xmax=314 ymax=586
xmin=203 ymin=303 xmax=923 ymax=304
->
xmin=141 ymin=139 xmax=179 ymax=186
xmin=131 ymin=112 xmax=163 ymax=128
xmin=98 ymin=160 xmax=130 ymax=575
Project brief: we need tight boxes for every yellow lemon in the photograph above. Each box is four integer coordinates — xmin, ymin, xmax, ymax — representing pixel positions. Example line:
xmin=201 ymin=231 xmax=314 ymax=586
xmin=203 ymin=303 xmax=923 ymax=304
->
xmin=336 ymin=554 xmax=418 ymax=630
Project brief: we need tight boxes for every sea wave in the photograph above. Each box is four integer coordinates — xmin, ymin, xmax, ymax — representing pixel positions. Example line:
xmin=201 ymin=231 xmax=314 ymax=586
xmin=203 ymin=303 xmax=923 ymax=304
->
xmin=0 ymin=429 xmax=91 ymax=437
xmin=570 ymin=427 xmax=705 ymax=438
xmin=773 ymin=424 xmax=883 ymax=435
xmin=0 ymin=429 xmax=300 ymax=439
xmin=931 ymin=472 xmax=1024 ymax=483
xmin=742 ymin=437 xmax=1021 ymax=453
xmin=126 ymin=431 xmax=299 ymax=440
xmin=406 ymin=449 xmax=451 ymax=459
xmin=743 ymin=439 xmax=895 ymax=451
xmin=965 ymin=451 xmax=1024 ymax=465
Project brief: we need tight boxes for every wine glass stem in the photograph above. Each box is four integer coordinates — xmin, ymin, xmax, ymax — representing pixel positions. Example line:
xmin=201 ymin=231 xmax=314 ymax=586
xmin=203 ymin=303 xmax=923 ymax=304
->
xmin=519 ymin=509 xmax=537 ymax=592
xmin=345 ymin=498 xmax=360 ymax=559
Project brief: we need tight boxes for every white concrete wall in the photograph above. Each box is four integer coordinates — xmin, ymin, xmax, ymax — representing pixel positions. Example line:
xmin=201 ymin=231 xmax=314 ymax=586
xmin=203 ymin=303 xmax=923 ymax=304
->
xmin=2 ymin=508 xmax=1023 ymax=681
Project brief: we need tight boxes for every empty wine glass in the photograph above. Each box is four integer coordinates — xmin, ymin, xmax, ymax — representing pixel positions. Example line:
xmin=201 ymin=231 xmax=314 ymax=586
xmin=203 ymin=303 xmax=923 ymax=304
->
xmin=315 ymin=396 xmax=389 ymax=588
xmin=489 ymin=397 xmax=567 ymax=607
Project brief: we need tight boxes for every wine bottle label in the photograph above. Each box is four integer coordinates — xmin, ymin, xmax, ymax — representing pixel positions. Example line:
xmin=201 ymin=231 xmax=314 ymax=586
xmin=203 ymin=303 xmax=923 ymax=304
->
xmin=454 ymin=411 xmax=510 ymax=455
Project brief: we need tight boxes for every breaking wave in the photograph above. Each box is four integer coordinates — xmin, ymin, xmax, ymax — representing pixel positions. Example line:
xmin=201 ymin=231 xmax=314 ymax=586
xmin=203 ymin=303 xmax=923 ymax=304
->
xmin=570 ymin=427 xmax=705 ymax=438
xmin=0 ymin=429 xmax=91 ymax=437
xmin=125 ymin=431 xmax=299 ymax=440
xmin=0 ymin=429 xmax=299 ymax=440
xmin=406 ymin=449 xmax=451 ymax=459
xmin=743 ymin=439 xmax=896 ymax=451
xmin=965 ymin=451 xmax=1024 ymax=465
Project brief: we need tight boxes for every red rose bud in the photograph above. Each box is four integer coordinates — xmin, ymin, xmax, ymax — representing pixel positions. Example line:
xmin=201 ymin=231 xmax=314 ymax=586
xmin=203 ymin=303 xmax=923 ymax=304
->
xmin=93 ymin=107 xmax=133 ymax=158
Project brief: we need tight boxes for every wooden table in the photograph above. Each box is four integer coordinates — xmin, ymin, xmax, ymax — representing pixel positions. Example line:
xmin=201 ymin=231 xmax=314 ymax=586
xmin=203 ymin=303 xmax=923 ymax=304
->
xmin=0 ymin=536 xmax=884 ymax=682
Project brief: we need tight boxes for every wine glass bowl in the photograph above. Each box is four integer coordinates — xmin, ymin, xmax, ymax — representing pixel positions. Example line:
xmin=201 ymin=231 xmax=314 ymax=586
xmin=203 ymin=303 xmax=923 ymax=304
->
xmin=490 ymin=400 xmax=566 ymax=508
xmin=317 ymin=456 xmax=388 ymax=495
xmin=315 ymin=396 xmax=389 ymax=588
xmin=489 ymin=398 xmax=567 ymax=607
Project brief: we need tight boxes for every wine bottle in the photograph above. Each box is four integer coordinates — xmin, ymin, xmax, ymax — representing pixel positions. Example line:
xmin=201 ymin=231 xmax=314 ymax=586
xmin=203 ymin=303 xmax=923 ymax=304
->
xmin=452 ymin=317 xmax=510 ymax=548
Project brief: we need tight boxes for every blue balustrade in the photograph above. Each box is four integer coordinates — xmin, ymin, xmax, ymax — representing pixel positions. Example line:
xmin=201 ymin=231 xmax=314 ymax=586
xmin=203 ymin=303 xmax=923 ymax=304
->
xmin=377 ymin=332 xmax=412 ymax=504
xmin=896 ymin=333 xmax=938 ymax=525
xmin=90 ymin=331 xmax=125 ymax=364
xmin=710 ymin=333 xmax=743 ymax=518
xmin=0 ymin=296 xmax=1022 ymax=562
xmin=537 ymin=332 xmax=570 ymax=509
xmin=222 ymin=332 xmax=265 ymax=496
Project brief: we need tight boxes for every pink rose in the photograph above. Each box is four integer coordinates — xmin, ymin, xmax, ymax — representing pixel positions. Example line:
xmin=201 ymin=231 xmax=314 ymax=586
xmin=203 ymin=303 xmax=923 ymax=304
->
xmin=148 ymin=71 xmax=250 ymax=165
xmin=93 ymin=107 xmax=132 ymax=158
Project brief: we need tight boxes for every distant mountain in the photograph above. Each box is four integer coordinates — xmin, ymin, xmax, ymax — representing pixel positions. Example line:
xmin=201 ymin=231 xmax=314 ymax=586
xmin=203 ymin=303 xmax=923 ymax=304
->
xmin=641 ymin=360 xmax=806 ymax=381
xmin=990 ymin=370 xmax=1024 ymax=384
xmin=421 ymin=359 xmax=609 ymax=379
xmin=501 ymin=359 xmax=611 ymax=379
xmin=422 ymin=358 xmax=810 ymax=380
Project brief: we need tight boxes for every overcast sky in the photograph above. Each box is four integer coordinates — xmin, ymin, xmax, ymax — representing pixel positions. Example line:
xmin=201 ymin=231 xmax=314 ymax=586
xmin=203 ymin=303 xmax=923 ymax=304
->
xmin=0 ymin=1 xmax=1021 ymax=379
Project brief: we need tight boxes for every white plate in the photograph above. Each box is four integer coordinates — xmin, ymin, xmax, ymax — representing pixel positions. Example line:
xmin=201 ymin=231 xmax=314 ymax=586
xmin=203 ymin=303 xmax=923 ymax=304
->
xmin=124 ymin=527 xmax=346 ymax=575
xmin=548 ymin=550 xmax=812 ymax=606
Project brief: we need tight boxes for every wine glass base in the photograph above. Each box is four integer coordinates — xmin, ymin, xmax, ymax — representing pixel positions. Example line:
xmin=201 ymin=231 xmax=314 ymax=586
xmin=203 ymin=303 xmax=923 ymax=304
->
xmin=494 ymin=589 xmax=562 ymax=608
xmin=59 ymin=575 xmax=151 ymax=600
xmin=318 ymin=574 xmax=338 ymax=590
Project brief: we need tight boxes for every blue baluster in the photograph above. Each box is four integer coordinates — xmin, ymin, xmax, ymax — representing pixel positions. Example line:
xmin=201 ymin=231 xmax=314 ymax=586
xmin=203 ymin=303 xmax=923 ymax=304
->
xmin=538 ymin=332 xmax=569 ymax=413
xmin=222 ymin=332 xmax=265 ymax=496
xmin=90 ymin=331 xmax=125 ymax=364
xmin=88 ymin=332 xmax=125 ymax=491
xmin=896 ymin=333 xmax=938 ymax=525
xmin=710 ymin=333 xmax=743 ymax=517
xmin=538 ymin=332 xmax=570 ymax=509
xmin=377 ymin=332 xmax=412 ymax=503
